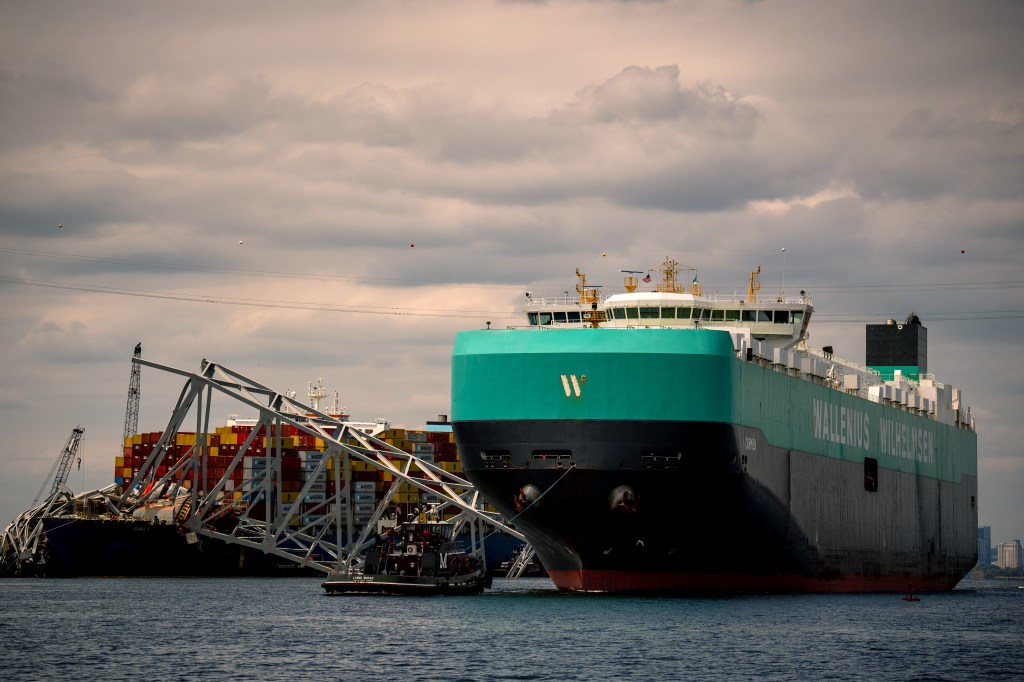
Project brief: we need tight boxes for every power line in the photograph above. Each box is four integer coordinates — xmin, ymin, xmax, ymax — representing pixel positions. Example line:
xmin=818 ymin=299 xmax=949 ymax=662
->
xmin=0 ymin=246 xmax=534 ymax=290
xmin=3 ymin=275 xmax=1022 ymax=322
xmin=3 ymin=246 xmax=1023 ymax=293
xmin=0 ymin=276 xmax=518 ymax=319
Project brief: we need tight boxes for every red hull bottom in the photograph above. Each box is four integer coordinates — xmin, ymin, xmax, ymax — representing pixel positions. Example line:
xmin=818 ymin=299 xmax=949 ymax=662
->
xmin=547 ymin=569 xmax=959 ymax=594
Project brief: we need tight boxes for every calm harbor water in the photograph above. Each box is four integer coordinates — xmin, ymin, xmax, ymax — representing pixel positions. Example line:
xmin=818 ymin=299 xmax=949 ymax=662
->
xmin=1 ymin=576 xmax=1020 ymax=681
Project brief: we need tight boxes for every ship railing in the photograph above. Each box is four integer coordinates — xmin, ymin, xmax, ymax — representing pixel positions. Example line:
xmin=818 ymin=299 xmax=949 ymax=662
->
xmin=804 ymin=346 xmax=884 ymax=381
xmin=700 ymin=291 xmax=812 ymax=306
xmin=525 ymin=294 xmax=604 ymax=308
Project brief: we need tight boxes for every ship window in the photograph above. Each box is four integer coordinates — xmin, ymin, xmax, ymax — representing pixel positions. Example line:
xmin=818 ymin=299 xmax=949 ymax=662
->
xmin=864 ymin=457 xmax=878 ymax=492
xmin=742 ymin=310 xmax=757 ymax=322
xmin=554 ymin=312 xmax=567 ymax=323
xmin=612 ymin=308 xmax=626 ymax=320
xmin=775 ymin=310 xmax=790 ymax=324
xmin=661 ymin=307 xmax=676 ymax=319
xmin=480 ymin=450 xmax=511 ymax=461
xmin=724 ymin=310 xmax=740 ymax=321
xmin=676 ymin=307 xmax=692 ymax=319
xmin=757 ymin=310 xmax=772 ymax=322
xmin=528 ymin=312 xmax=539 ymax=325
xmin=791 ymin=310 xmax=804 ymax=324
xmin=640 ymin=307 xmax=659 ymax=319
xmin=710 ymin=309 xmax=724 ymax=321
xmin=626 ymin=307 xmax=639 ymax=319
xmin=567 ymin=311 xmax=581 ymax=323
xmin=694 ymin=308 xmax=708 ymax=320
xmin=538 ymin=313 xmax=552 ymax=326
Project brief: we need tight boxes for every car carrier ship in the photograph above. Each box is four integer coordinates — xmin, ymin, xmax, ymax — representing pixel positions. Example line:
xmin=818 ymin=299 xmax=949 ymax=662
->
xmin=451 ymin=258 xmax=978 ymax=593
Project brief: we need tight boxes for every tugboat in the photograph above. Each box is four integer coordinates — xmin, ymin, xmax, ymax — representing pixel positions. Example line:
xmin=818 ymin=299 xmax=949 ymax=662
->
xmin=321 ymin=519 xmax=491 ymax=595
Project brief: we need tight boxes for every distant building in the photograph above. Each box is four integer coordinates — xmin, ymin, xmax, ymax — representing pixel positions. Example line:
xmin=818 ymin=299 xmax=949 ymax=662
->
xmin=977 ymin=526 xmax=992 ymax=564
xmin=995 ymin=540 xmax=1022 ymax=569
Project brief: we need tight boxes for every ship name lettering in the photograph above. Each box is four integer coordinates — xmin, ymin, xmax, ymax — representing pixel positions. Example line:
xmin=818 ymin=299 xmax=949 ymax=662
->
xmin=878 ymin=417 xmax=932 ymax=464
xmin=812 ymin=399 xmax=869 ymax=450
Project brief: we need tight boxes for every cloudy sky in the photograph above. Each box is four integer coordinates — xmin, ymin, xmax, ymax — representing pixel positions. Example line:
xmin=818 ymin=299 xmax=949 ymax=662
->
xmin=1 ymin=1 xmax=1021 ymax=546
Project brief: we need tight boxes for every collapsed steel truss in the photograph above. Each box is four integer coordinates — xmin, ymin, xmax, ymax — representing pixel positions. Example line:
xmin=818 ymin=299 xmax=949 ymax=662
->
xmin=1 ymin=427 xmax=94 ymax=576
xmin=116 ymin=358 xmax=525 ymax=575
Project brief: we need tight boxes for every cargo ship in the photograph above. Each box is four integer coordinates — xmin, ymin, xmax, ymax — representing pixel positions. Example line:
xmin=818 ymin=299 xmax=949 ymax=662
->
xmin=8 ymin=409 xmax=522 ymax=577
xmin=451 ymin=259 xmax=979 ymax=593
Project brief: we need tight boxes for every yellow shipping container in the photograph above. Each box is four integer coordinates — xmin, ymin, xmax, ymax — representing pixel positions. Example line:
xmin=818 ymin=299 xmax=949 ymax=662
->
xmin=221 ymin=433 xmax=238 ymax=446
xmin=121 ymin=467 xmax=133 ymax=478
xmin=123 ymin=436 xmax=132 ymax=448
xmin=233 ymin=491 xmax=243 ymax=500
xmin=115 ymin=456 xmax=125 ymax=468
xmin=132 ymin=434 xmax=142 ymax=445
xmin=282 ymin=492 xmax=299 ymax=503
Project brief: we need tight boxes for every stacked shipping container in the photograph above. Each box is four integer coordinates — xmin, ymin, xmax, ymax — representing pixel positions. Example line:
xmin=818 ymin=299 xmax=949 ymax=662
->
xmin=114 ymin=423 xmax=496 ymax=530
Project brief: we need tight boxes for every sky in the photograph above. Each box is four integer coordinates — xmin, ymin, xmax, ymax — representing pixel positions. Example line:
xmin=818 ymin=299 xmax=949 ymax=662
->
xmin=1 ymin=0 xmax=1021 ymax=545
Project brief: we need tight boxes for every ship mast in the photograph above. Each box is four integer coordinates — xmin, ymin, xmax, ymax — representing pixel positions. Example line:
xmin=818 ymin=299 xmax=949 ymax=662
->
xmin=747 ymin=266 xmax=761 ymax=303
xmin=652 ymin=257 xmax=701 ymax=296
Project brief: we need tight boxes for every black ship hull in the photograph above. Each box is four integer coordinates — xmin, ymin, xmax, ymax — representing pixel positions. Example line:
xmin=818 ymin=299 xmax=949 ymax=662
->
xmin=455 ymin=419 xmax=978 ymax=593
xmin=39 ymin=517 xmax=320 ymax=577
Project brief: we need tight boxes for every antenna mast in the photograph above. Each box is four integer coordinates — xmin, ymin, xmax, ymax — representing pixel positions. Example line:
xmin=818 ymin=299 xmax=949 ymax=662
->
xmin=122 ymin=342 xmax=142 ymax=444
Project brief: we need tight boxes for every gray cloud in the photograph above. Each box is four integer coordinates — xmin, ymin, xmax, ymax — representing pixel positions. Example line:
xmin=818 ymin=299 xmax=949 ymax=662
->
xmin=0 ymin=0 xmax=1021 ymax=545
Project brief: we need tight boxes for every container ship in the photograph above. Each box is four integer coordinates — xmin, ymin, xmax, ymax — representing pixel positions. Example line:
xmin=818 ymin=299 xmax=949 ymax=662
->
xmin=451 ymin=259 xmax=978 ymax=593
xmin=12 ymin=412 xmax=519 ymax=577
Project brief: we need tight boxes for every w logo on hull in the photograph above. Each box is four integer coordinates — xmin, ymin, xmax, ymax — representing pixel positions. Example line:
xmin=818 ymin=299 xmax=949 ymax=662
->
xmin=560 ymin=374 xmax=584 ymax=397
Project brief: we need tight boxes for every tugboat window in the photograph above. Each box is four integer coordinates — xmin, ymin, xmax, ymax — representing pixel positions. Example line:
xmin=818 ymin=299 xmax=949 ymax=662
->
xmin=676 ymin=307 xmax=692 ymax=319
xmin=724 ymin=310 xmax=740 ymax=321
xmin=626 ymin=307 xmax=639 ymax=319
xmin=639 ymin=307 xmax=659 ymax=319
xmin=567 ymin=311 xmax=581 ymax=322
xmin=661 ymin=307 xmax=676 ymax=319
xmin=554 ymin=312 xmax=567 ymax=323
xmin=612 ymin=308 xmax=626 ymax=320
xmin=539 ymin=313 xmax=552 ymax=325
xmin=775 ymin=310 xmax=790 ymax=324
xmin=528 ymin=312 xmax=539 ymax=325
